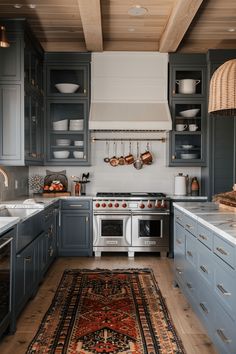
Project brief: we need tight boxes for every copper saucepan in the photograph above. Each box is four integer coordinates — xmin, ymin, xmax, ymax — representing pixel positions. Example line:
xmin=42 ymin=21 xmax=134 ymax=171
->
xmin=141 ymin=142 xmax=153 ymax=165
xmin=124 ymin=141 xmax=134 ymax=165
xmin=118 ymin=141 xmax=126 ymax=165
xmin=109 ymin=142 xmax=119 ymax=167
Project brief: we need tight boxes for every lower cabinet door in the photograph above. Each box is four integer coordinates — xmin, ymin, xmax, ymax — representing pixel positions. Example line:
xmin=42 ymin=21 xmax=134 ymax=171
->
xmin=59 ymin=211 xmax=92 ymax=256
xmin=15 ymin=241 xmax=38 ymax=316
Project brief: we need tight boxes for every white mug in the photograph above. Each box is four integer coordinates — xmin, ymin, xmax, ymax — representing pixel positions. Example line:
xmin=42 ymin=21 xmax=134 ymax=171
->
xmin=176 ymin=124 xmax=187 ymax=131
xmin=189 ymin=124 xmax=198 ymax=131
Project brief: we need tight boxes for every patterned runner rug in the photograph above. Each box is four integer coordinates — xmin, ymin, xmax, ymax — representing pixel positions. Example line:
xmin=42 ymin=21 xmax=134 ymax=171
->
xmin=26 ymin=269 xmax=185 ymax=354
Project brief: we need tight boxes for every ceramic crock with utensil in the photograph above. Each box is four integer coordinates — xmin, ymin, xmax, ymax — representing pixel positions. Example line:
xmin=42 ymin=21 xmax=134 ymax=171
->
xmin=176 ymin=79 xmax=200 ymax=94
xmin=125 ymin=142 xmax=134 ymax=165
xmin=109 ymin=142 xmax=119 ymax=167
xmin=141 ymin=142 xmax=153 ymax=165
xmin=133 ymin=142 xmax=143 ymax=170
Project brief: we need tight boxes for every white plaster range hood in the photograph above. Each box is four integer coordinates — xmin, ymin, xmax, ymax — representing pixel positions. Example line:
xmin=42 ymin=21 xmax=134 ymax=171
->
xmin=89 ymin=52 xmax=172 ymax=131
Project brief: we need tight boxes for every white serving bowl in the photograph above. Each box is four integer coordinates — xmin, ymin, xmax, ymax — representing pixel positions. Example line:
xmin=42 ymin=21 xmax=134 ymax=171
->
xmin=179 ymin=108 xmax=200 ymax=118
xmin=181 ymin=144 xmax=194 ymax=149
xmin=53 ymin=151 xmax=70 ymax=159
xmin=56 ymin=139 xmax=71 ymax=146
xmin=74 ymin=140 xmax=84 ymax=147
xmin=180 ymin=153 xmax=198 ymax=159
xmin=73 ymin=151 xmax=84 ymax=159
xmin=69 ymin=120 xmax=83 ymax=130
xmin=55 ymin=83 xmax=79 ymax=94
xmin=53 ymin=119 xmax=68 ymax=130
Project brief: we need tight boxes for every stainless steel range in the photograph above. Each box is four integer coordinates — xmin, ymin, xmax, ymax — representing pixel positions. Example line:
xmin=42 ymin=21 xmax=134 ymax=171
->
xmin=93 ymin=192 xmax=170 ymax=257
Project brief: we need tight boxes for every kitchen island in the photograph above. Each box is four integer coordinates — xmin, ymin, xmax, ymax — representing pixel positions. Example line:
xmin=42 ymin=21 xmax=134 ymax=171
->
xmin=173 ymin=202 xmax=236 ymax=354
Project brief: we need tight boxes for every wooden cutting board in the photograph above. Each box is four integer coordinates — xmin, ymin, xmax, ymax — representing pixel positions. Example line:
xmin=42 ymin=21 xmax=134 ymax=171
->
xmin=42 ymin=192 xmax=71 ymax=198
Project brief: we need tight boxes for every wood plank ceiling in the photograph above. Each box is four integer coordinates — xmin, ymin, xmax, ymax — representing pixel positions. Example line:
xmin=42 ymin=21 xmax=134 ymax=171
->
xmin=0 ymin=0 xmax=236 ymax=53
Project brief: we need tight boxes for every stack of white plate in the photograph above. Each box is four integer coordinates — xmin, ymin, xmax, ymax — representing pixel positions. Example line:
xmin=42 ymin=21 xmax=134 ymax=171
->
xmin=53 ymin=151 xmax=70 ymax=159
xmin=73 ymin=151 xmax=84 ymax=159
xmin=56 ymin=139 xmax=71 ymax=147
xmin=69 ymin=119 xmax=83 ymax=131
xmin=53 ymin=119 xmax=68 ymax=131
xmin=74 ymin=140 xmax=84 ymax=147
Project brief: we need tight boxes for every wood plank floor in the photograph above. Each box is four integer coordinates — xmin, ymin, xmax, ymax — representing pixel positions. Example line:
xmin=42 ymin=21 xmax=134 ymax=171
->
xmin=0 ymin=255 xmax=218 ymax=354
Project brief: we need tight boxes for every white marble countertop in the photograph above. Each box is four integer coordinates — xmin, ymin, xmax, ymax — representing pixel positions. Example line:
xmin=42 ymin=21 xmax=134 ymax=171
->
xmin=168 ymin=195 xmax=208 ymax=200
xmin=0 ymin=217 xmax=19 ymax=235
xmin=173 ymin=202 xmax=236 ymax=245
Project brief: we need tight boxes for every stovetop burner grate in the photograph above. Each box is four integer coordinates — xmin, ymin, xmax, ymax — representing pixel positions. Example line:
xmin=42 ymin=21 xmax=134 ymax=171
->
xmin=96 ymin=192 xmax=166 ymax=198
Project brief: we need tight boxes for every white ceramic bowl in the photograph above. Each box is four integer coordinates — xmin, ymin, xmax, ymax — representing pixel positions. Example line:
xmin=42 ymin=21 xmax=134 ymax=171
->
xmin=69 ymin=120 xmax=83 ymax=130
xmin=181 ymin=145 xmax=194 ymax=149
xmin=53 ymin=151 xmax=70 ymax=159
xmin=55 ymin=83 xmax=79 ymax=94
xmin=74 ymin=140 xmax=84 ymax=147
xmin=179 ymin=108 xmax=200 ymax=118
xmin=73 ymin=151 xmax=84 ymax=159
xmin=56 ymin=139 xmax=71 ymax=146
xmin=180 ymin=153 xmax=198 ymax=159
xmin=53 ymin=119 xmax=68 ymax=130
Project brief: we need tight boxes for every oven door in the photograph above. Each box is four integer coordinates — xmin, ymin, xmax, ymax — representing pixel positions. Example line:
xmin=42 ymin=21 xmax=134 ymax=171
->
xmin=93 ymin=213 xmax=132 ymax=247
xmin=132 ymin=213 xmax=169 ymax=247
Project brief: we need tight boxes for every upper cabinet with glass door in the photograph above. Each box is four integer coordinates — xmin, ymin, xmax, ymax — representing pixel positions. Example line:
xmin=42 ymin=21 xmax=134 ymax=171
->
xmin=168 ymin=53 xmax=207 ymax=166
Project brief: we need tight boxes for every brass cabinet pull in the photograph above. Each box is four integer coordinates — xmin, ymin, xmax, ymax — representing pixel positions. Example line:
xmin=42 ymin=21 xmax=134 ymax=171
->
xmin=216 ymin=247 xmax=228 ymax=256
xmin=83 ymin=89 xmax=86 ymax=94
xmin=176 ymin=239 xmax=182 ymax=245
xmin=175 ymin=267 xmax=182 ymax=275
xmin=86 ymin=216 xmax=89 ymax=223
xmin=200 ymin=265 xmax=208 ymax=274
xmin=69 ymin=204 xmax=83 ymax=207
xmin=216 ymin=329 xmax=231 ymax=343
xmin=24 ymin=256 xmax=32 ymax=262
xmin=199 ymin=234 xmax=207 ymax=240
xmin=176 ymin=216 xmax=183 ymax=222
xmin=199 ymin=302 xmax=208 ymax=314
xmin=186 ymin=282 xmax=192 ymax=289
xmin=187 ymin=250 xmax=193 ymax=257
xmin=186 ymin=223 xmax=193 ymax=229
xmin=217 ymin=284 xmax=231 ymax=296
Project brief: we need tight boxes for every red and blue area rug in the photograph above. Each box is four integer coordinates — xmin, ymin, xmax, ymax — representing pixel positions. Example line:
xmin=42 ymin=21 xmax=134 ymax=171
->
xmin=26 ymin=269 xmax=185 ymax=354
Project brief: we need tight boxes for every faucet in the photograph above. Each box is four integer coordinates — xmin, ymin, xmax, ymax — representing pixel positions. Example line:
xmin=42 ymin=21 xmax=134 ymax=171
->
xmin=0 ymin=168 xmax=8 ymax=188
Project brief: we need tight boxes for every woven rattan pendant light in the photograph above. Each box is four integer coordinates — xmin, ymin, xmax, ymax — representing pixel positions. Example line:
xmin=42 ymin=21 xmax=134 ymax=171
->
xmin=208 ymin=59 xmax=236 ymax=116
xmin=0 ymin=25 xmax=10 ymax=48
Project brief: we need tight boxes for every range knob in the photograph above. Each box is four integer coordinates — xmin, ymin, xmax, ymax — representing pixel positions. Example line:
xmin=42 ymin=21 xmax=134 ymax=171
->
xmin=108 ymin=202 xmax=113 ymax=208
xmin=95 ymin=203 xmax=100 ymax=208
xmin=114 ymin=202 xmax=119 ymax=208
xmin=139 ymin=202 xmax=145 ymax=209
xmin=122 ymin=201 xmax=127 ymax=208
xmin=102 ymin=203 xmax=106 ymax=208
xmin=155 ymin=200 xmax=161 ymax=208
xmin=161 ymin=199 xmax=166 ymax=208
xmin=147 ymin=200 xmax=152 ymax=208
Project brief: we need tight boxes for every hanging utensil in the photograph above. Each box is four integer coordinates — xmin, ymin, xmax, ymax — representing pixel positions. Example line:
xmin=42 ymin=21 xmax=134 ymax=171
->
xmin=104 ymin=141 xmax=110 ymax=163
xmin=141 ymin=142 xmax=153 ymax=165
xmin=118 ymin=141 xmax=126 ymax=165
xmin=109 ymin=142 xmax=119 ymax=167
xmin=133 ymin=142 xmax=143 ymax=170
xmin=125 ymin=141 xmax=134 ymax=165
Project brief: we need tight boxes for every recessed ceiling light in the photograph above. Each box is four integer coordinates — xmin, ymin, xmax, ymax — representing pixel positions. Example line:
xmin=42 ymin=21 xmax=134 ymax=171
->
xmin=227 ymin=28 xmax=236 ymax=32
xmin=14 ymin=4 xmax=22 ymax=9
xmin=28 ymin=4 xmax=36 ymax=9
xmin=128 ymin=5 xmax=148 ymax=16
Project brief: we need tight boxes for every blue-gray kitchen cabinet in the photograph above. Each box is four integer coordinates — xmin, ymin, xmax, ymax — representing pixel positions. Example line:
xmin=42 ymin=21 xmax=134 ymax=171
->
xmin=174 ymin=206 xmax=236 ymax=354
xmin=58 ymin=199 xmax=93 ymax=256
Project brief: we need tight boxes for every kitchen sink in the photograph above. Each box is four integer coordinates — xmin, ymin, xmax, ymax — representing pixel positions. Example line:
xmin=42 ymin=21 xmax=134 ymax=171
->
xmin=0 ymin=207 xmax=39 ymax=219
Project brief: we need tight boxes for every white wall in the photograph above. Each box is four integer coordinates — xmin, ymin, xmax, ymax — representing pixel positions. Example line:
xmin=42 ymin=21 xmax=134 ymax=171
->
xmin=29 ymin=132 xmax=201 ymax=196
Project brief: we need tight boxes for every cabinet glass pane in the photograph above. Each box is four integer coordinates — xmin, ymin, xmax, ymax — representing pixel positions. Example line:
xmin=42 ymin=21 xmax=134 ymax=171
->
xmin=173 ymin=134 xmax=202 ymax=161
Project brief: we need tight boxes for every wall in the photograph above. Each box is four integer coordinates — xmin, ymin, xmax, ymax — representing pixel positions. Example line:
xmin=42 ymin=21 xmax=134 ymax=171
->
xmin=0 ymin=166 xmax=29 ymax=201
xmin=29 ymin=132 xmax=201 ymax=196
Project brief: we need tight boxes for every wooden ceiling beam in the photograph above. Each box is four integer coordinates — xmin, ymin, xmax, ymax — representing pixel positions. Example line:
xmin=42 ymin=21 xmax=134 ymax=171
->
xmin=77 ymin=0 xmax=103 ymax=51
xmin=159 ymin=0 xmax=204 ymax=52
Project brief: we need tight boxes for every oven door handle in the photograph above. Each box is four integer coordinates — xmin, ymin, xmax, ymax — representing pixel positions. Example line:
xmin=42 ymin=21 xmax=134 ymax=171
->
xmin=93 ymin=212 xmax=131 ymax=216
xmin=0 ymin=237 xmax=13 ymax=250
xmin=132 ymin=212 xmax=170 ymax=216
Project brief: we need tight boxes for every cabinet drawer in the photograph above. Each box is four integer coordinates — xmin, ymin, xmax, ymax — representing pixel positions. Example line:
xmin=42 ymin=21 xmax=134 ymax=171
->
xmin=197 ymin=281 xmax=215 ymax=331
xmin=213 ymin=234 xmax=235 ymax=269
xmin=214 ymin=262 xmax=236 ymax=320
xmin=185 ymin=232 xmax=197 ymax=268
xmin=61 ymin=200 xmax=91 ymax=210
xmin=184 ymin=264 xmax=198 ymax=304
xmin=197 ymin=223 xmax=213 ymax=250
xmin=197 ymin=242 xmax=214 ymax=288
xmin=184 ymin=214 xmax=197 ymax=236
xmin=213 ymin=301 xmax=236 ymax=354
xmin=174 ymin=223 xmax=185 ymax=254
xmin=175 ymin=209 xmax=185 ymax=227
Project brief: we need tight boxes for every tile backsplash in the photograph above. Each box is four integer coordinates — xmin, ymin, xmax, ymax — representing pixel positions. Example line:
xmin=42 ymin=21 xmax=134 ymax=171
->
xmin=0 ymin=166 xmax=29 ymax=201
